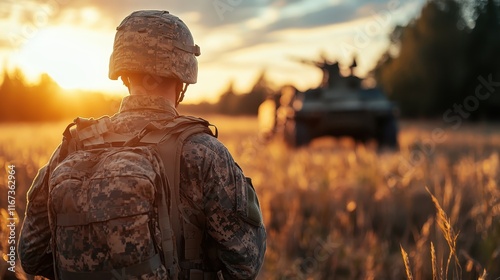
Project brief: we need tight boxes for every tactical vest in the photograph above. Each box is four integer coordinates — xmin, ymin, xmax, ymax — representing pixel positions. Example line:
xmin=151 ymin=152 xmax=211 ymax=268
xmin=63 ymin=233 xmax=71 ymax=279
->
xmin=49 ymin=115 xmax=218 ymax=280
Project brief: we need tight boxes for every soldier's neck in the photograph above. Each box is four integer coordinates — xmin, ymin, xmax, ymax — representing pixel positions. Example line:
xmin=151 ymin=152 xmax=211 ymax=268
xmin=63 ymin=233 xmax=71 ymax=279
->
xmin=128 ymin=84 xmax=177 ymax=104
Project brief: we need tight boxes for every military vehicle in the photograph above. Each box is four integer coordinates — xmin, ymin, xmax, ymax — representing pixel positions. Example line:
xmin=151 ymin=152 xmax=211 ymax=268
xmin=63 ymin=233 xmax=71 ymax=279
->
xmin=258 ymin=56 xmax=399 ymax=148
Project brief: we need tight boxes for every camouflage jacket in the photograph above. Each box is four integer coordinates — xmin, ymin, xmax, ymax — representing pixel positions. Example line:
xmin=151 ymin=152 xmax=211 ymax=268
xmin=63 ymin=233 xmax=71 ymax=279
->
xmin=18 ymin=95 xmax=266 ymax=279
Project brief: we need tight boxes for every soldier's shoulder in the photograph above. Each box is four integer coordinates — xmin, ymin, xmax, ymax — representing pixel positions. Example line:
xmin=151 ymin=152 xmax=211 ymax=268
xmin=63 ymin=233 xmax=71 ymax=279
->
xmin=183 ymin=132 xmax=229 ymax=156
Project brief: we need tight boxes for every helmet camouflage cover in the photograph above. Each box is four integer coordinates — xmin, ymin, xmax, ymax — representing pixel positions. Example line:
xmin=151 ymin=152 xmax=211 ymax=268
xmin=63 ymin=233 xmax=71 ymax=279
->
xmin=109 ymin=10 xmax=200 ymax=84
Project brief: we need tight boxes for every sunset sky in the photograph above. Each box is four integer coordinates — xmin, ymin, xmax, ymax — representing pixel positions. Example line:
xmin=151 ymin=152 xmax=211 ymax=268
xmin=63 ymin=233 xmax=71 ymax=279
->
xmin=0 ymin=0 xmax=425 ymax=103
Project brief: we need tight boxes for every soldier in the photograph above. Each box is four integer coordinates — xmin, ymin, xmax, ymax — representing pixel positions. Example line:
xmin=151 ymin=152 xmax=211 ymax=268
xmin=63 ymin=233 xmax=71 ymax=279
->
xmin=18 ymin=10 xmax=266 ymax=279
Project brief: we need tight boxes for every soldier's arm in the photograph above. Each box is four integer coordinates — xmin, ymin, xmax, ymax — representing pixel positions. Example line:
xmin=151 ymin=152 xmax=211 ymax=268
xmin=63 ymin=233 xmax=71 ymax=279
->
xmin=182 ymin=135 xmax=266 ymax=279
xmin=18 ymin=146 xmax=62 ymax=279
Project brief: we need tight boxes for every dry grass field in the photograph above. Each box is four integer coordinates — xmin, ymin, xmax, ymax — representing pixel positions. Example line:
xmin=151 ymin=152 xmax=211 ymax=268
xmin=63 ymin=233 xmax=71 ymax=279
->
xmin=1 ymin=116 xmax=499 ymax=280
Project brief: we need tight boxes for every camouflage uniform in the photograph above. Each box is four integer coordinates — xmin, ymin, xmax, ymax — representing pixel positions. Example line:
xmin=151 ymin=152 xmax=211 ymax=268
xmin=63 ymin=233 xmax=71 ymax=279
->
xmin=19 ymin=95 xmax=267 ymax=279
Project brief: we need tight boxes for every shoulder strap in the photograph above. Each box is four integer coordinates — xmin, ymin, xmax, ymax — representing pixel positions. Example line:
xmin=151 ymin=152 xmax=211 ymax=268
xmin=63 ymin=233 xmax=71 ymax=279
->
xmin=139 ymin=116 xmax=217 ymax=144
xmin=151 ymin=116 xmax=215 ymax=279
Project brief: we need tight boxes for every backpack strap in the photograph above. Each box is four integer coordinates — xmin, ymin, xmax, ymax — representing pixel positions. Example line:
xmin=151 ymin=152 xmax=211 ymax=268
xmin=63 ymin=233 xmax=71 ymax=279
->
xmin=138 ymin=116 xmax=217 ymax=144
xmin=152 ymin=116 xmax=216 ymax=279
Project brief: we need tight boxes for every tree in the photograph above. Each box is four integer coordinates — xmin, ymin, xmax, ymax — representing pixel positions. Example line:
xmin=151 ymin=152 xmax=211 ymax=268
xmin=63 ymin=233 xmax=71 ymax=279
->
xmin=217 ymin=80 xmax=239 ymax=115
xmin=373 ymin=0 xmax=500 ymax=118
xmin=216 ymin=71 xmax=271 ymax=115
xmin=0 ymin=67 xmax=120 ymax=122
xmin=464 ymin=0 xmax=500 ymax=119
xmin=239 ymin=70 xmax=270 ymax=115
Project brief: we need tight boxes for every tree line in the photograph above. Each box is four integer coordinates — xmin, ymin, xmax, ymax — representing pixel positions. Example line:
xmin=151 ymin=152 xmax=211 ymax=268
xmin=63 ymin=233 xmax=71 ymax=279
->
xmin=374 ymin=0 xmax=500 ymax=119
xmin=0 ymin=67 xmax=270 ymax=122
xmin=0 ymin=68 xmax=121 ymax=122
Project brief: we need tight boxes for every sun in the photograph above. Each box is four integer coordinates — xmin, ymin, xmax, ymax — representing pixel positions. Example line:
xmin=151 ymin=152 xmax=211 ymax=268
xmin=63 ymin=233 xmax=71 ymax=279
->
xmin=11 ymin=26 xmax=123 ymax=93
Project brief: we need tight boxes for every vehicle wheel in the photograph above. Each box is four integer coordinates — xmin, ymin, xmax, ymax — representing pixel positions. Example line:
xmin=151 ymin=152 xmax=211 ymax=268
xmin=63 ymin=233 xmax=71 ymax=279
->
xmin=376 ymin=117 xmax=398 ymax=150
xmin=284 ymin=120 xmax=310 ymax=147
xmin=295 ymin=121 xmax=311 ymax=147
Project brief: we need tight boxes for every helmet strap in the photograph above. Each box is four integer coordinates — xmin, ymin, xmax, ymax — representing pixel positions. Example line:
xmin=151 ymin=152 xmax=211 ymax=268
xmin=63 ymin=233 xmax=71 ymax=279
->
xmin=121 ymin=76 xmax=131 ymax=89
xmin=176 ymin=83 xmax=189 ymax=107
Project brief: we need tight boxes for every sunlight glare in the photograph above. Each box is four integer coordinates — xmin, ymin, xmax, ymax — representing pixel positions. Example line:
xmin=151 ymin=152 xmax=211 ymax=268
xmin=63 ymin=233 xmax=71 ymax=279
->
xmin=81 ymin=7 xmax=100 ymax=25
xmin=11 ymin=26 xmax=121 ymax=93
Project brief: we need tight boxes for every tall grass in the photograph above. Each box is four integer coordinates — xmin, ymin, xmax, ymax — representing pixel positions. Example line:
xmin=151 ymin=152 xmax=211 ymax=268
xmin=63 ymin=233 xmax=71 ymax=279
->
xmin=1 ymin=118 xmax=500 ymax=279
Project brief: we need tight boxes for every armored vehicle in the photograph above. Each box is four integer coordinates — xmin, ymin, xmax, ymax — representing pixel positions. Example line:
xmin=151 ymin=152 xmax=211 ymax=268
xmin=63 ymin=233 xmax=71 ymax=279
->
xmin=258 ymin=57 xmax=399 ymax=148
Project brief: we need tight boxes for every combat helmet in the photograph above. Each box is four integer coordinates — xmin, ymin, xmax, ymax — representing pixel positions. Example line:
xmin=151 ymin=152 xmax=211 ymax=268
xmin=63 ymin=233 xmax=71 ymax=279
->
xmin=109 ymin=10 xmax=200 ymax=89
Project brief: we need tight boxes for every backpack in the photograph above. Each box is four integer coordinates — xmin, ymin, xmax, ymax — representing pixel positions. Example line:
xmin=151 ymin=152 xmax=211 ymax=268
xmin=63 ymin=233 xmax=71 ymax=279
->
xmin=48 ymin=115 xmax=217 ymax=280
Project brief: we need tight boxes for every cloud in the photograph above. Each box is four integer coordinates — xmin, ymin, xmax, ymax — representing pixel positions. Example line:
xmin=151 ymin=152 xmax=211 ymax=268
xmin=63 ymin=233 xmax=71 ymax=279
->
xmin=265 ymin=0 xmax=416 ymax=33
xmin=215 ymin=0 xmax=422 ymax=55
xmin=2 ymin=0 xmax=416 ymax=42
xmin=207 ymin=1 xmax=386 ymax=56
xmin=17 ymin=0 xmax=335 ymax=29
xmin=0 ymin=0 xmax=423 ymax=64
xmin=265 ymin=4 xmax=354 ymax=32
